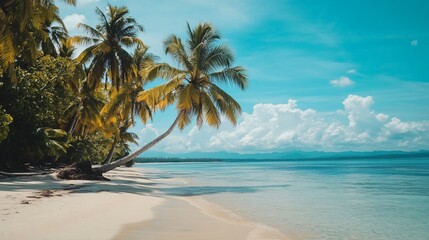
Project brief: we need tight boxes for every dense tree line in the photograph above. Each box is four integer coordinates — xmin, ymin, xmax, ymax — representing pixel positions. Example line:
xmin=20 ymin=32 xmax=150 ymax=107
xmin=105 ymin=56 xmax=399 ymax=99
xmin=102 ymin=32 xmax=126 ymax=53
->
xmin=0 ymin=1 xmax=247 ymax=174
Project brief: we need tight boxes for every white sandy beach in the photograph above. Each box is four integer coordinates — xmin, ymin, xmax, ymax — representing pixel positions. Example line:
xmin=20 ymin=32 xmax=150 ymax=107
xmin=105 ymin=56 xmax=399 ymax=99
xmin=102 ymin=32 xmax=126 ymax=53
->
xmin=0 ymin=167 xmax=289 ymax=240
xmin=0 ymin=168 xmax=163 ymax=240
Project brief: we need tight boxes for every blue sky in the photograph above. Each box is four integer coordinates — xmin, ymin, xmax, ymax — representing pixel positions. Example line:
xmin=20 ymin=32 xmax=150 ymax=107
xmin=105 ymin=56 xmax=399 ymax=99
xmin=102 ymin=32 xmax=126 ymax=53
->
xmin=58 ymin=0 xmax=429 ymax=154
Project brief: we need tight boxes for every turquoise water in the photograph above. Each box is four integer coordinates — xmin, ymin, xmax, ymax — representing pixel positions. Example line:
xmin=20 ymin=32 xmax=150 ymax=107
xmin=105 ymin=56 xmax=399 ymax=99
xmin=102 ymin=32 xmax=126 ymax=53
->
xmin=137 ymin=158 xmax=429 ymax=240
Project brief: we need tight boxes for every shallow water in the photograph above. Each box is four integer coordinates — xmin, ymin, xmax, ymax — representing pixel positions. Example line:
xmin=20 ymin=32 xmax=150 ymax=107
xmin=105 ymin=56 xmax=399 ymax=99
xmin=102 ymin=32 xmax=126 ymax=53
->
xmin=137 ymin=158 xmax=429 ymax=240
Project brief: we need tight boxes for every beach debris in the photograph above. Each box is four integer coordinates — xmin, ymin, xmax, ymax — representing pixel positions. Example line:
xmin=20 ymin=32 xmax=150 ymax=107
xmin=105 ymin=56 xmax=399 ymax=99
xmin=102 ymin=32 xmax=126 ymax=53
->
xmin=27 ymin=196 xmax=42 ymax=199
xmin=21 ymin=201 xmax=30 ymax=204
xmin=40 ymin=190 xmax=55 ymax=197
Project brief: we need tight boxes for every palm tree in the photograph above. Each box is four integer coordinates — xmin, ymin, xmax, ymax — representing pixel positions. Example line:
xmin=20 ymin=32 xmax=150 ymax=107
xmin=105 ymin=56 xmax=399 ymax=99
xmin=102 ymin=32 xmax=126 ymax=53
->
xmin=99 ymin=46 xmax=156 ymax=164
xmin=0 ymin=0 xmax=76 ymax=82
xmin=100 ymin=121 xmax=139 ymax=165
xmin=58 ymin=38 xmax=76 ymax=58
xmin=68 ymin=4 xmax=144 ymax=90
xmin=36 ymin=127 xmax=70 ymax=158
xmin=93 ymin=22 xmax=247 ymax=173
xmin=63 ymin=79 xmax=106 ymax=138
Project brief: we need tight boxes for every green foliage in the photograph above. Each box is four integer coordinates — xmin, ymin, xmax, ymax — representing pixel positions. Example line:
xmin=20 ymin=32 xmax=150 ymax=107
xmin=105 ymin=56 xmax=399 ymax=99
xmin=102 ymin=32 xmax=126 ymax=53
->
xmin=0 ymin=105 xmax=13 ymax=142
xmin=0 ymin=0 xmax=75 ymax=83
xmin=113 ymin=139 xmax=133 ymax=160
xmin=14 ymin=55 xmax=77 ymax=126
xmin=64 ymin=133 xmax=110 ymax=164
xmin=37 ymin=127 xmax=70 ymax=157
xmin=63 ymin=133 xmax=131 ymax=165
xmin=0 ymin=55 xmax=77 ymax=169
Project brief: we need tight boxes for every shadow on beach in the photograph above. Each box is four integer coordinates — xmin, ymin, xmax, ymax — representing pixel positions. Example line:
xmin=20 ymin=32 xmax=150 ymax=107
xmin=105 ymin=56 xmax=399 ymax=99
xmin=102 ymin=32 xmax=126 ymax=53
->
xmin=0 ymin=168 xmax=154 ymax=196
xmin=0 ymin=167 xmax=289 ymax=198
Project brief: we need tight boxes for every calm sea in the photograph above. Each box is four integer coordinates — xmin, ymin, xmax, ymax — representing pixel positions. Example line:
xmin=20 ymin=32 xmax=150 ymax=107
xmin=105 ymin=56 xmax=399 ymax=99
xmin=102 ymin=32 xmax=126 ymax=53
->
xmin=137 ymin=158 xmax=429 ymax=240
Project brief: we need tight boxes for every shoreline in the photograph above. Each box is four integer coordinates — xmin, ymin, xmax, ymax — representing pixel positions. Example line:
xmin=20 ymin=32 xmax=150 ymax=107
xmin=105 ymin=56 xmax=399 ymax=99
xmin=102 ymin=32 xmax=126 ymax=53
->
xmin=116 ymin=167 xmax=290 ymax=240
xmin=115 ymin=195 xmax=290 ymax=240
xmin=1 ymin=166 xmax=290 ymax=240
xmin=182 ymin=196 xmax=290 ymax=240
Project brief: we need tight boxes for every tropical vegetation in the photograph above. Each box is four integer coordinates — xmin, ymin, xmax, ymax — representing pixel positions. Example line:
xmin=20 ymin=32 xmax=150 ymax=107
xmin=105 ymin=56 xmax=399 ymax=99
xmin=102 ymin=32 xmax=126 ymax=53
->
xmin=0 ymin=1 xmax=247 ymax=176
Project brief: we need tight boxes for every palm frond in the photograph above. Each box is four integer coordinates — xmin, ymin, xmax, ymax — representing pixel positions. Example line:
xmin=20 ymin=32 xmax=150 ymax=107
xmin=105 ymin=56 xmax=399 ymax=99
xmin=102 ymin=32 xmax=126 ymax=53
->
xmin=201 ymin=92 xmax=221 ymax=128
xmin=207 ymin=83 xmax=242 ymax=125
xmin=78 ymin=23 xmax=103 ymax=38
xmin=178 ymin=109 xmax=192 ymax=129
xmin=208 ymin=66 xmax=248 ymax=90
xmin=142 ymin=63 xmax=185 ymax=81
xmin=164 ymin=34 xmax=193 ymax=70
xmin=203 ymin=44 xmax=234 ymax=72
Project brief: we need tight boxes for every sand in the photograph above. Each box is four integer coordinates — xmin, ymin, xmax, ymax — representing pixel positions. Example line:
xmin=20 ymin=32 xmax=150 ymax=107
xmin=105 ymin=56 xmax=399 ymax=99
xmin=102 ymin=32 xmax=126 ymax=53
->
xmin=0 ymin=168 xmax=163 ymax=240
xmin=1 ymin=167 xmax=290 ymax=240
xmin=115 ymin=196 xmax=290 ymax=240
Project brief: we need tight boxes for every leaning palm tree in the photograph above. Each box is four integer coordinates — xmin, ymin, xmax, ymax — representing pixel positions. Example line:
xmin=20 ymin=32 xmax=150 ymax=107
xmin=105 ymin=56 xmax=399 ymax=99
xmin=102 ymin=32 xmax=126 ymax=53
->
xmin=93 ymin=22 xmax=247 ymax=173
xmin=68 ymin=4 xmax=143 ymax=90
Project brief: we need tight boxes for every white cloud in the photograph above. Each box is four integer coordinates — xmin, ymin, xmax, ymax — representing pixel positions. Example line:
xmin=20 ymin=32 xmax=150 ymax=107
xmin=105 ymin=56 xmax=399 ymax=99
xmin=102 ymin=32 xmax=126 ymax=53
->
xmin=346 ymin=69 xmax=356 ymax=74
xmin=411 ymin=40 xmax=418 ymax=46
xmin=330 ymin=76 xmax=355 ymax=87
xmin=63 ymin=13 xmax=86 ymax=31
xmin=77 ymin=0 xmax=100 ymax=6
xmin=140 ymin=95 xmax=429 ymax=153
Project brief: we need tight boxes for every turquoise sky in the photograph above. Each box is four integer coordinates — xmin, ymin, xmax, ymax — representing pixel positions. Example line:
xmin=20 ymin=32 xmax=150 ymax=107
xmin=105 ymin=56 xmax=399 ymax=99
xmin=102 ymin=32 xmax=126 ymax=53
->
xmin=58 ymin=0 xmax=429 ymax=154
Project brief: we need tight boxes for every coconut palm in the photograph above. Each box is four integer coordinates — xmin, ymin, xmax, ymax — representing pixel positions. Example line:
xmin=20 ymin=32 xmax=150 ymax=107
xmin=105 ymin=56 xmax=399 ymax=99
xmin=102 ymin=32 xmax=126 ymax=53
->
xmin=99 ymin=46 xmax=156 ymax=164
xmin=63 ymin=80 xmax=106 ymax=138
xmin=59 ymin=38 xmax=77 ymax=59
xmin=68 ymin=4 xmax=144 ymax=90
xmin=93 ymin=22 xmax=247 ymax=173
xmin=0 ymin=0 xmax=75 ymax=82
xmin=36 ymin=127 xmax=70 ymax=157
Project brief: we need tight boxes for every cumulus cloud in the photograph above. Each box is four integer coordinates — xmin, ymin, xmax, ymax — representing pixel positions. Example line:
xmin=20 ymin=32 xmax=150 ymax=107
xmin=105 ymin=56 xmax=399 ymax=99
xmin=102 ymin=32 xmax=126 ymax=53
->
xmin=330 ymin=76 xmax=355 ymax=87
xmin=140 ymin=95 xmax=429 ymax=153
xmin=63 ymin=13 xmax=86 ymax=31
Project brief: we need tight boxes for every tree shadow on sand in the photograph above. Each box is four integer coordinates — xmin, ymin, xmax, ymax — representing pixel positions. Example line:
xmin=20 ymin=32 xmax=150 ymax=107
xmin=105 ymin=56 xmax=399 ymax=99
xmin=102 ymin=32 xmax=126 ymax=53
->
xmin=1 ymin=167 xmax=289 ymax=198
xmin=0 ymin=169 xmax=155 ymax=196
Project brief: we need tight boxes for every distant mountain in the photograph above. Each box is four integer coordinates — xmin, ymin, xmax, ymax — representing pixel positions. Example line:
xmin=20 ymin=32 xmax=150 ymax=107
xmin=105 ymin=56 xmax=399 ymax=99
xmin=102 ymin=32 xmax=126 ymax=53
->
xmin=140 ymin=150 xmax=429 ymax=160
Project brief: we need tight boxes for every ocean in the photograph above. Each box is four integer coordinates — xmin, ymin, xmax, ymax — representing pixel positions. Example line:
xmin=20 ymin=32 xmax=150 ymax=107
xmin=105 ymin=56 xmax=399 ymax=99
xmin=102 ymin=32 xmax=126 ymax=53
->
xmin=136 ymin=158 xmax=429 ymax=240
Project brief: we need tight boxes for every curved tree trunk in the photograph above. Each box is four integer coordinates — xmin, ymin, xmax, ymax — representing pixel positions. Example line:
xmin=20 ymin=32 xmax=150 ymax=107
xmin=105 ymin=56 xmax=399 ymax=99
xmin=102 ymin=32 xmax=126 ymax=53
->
xmin=101 ymin=136 xmax=118 ymax=165
xmin=92 ymin=111 xmax=183 ymax=174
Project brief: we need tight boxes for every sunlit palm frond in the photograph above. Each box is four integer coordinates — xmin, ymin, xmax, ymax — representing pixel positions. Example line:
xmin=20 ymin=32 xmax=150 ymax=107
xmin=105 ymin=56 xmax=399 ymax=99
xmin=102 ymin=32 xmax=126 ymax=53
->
xmin=177 ymin=109 xmax=192 ymax=130
xmin=142 ymin=63 xmax=185 ymax=81
xmin=201 ymin=92 xmax=221 ymax=128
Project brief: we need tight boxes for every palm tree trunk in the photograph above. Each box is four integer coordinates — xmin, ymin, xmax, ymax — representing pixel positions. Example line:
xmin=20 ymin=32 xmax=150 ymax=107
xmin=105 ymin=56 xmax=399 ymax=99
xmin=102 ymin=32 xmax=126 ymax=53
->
xmin=93 ymin=111 xmax=183 ymax=174
xmin=69 ymin=102 xmax=83 ymax=135
xmin=69 ymin=113 xmax=78 ymax=134
xmin=102 ymin=136 xmax=118 ymax=165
